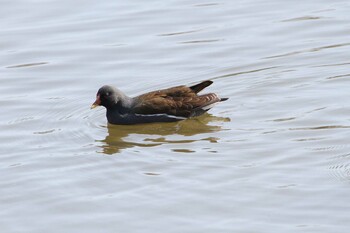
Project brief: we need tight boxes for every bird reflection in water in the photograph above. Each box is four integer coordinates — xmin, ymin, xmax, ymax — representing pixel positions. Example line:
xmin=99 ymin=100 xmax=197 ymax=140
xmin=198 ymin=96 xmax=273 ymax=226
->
xmin=97 ymin=114 xmax=230 ymax=154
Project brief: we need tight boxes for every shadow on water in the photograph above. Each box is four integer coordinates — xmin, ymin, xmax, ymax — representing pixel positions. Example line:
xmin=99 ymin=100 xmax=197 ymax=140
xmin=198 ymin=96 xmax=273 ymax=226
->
xmin=96 ymin=114 xmax=230 ymax=154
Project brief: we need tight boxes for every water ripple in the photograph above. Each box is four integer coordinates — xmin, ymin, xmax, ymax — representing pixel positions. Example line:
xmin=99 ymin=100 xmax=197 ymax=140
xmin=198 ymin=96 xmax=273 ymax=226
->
xmin=263 ymin=43 xmax=350 ymax=59
xmin=329 ymin=153 xmax=350 ymax=181
xmin=158 ymin=29 xmax=202 ymax=37
xmin=6 ymin=62 xmax=48 ymax=69
xmin=282 ymin=16 xmax=323 ymax=22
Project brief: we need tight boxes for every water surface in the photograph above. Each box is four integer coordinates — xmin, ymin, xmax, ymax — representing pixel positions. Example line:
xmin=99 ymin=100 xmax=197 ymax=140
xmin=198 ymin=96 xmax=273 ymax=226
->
xmin=1 ymin=0 xmax=350 ymax=232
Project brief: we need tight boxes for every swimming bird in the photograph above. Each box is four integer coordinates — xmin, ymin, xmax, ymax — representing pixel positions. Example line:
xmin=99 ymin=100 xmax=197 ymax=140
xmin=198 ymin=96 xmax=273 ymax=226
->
xmin=91 ymin=80 xmax=228 ymax=125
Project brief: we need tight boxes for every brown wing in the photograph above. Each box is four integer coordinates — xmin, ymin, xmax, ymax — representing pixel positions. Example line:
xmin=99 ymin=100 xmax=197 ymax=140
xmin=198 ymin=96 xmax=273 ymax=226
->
xmin=131 ymin=84 xmax=221 ymax=118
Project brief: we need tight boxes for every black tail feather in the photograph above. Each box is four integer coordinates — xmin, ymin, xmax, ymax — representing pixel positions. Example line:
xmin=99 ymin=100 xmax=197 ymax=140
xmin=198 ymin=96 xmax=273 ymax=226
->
xmin=189 ymin=80 xmax=213 ymax=93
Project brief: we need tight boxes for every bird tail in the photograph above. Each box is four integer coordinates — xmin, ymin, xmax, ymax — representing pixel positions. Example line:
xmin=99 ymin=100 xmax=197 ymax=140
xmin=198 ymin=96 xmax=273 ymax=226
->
xmin=189 ymin=80 xmax=213 ymax=93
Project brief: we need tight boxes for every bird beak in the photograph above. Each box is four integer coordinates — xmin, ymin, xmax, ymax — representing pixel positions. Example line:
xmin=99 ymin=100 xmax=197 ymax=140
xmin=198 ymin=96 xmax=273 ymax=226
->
xmin=91 ymin=94 xmax=101 ymax=109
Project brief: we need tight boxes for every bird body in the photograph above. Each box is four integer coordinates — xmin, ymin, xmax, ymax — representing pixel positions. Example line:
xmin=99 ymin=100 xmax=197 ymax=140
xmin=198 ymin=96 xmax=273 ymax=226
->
xmin=91 ymin=80 xmax=228 ymax=125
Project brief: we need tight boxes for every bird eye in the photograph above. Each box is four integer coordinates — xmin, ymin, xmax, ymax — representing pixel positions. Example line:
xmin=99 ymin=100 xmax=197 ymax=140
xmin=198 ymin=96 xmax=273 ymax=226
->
xmin=105 ymin=92 xmax=110 ymax=96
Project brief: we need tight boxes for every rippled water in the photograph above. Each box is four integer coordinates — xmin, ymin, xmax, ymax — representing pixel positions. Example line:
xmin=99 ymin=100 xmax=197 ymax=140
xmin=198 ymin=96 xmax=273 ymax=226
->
xmin=1 ymin=0 xmax=350 ymax=232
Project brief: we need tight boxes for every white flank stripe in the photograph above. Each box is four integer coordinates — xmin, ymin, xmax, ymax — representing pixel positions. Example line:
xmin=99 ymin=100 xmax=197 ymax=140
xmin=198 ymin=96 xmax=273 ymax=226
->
xmin=202 ymin=102 xmax=218 ymax=110
xmin=135 ymin=113 xmax=186 ymax=120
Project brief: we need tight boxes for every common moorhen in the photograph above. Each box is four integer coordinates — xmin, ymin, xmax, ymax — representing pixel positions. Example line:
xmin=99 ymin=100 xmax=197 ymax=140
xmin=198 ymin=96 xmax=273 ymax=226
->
xmin=91 ymin=80 xmax=228 ymax=125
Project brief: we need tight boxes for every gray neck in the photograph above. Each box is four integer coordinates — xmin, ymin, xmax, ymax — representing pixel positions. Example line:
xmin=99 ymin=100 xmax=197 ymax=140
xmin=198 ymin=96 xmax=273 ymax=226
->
xmin=118 ymin=94 xmax=133 ymax=110
xmin=107 ymin=93 xmax=134 ymax=114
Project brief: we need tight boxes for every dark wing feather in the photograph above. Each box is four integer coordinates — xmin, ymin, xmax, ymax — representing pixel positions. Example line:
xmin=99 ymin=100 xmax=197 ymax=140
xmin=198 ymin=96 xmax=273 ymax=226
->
xmin=189 ymin=80 xmax=213 ymax=93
